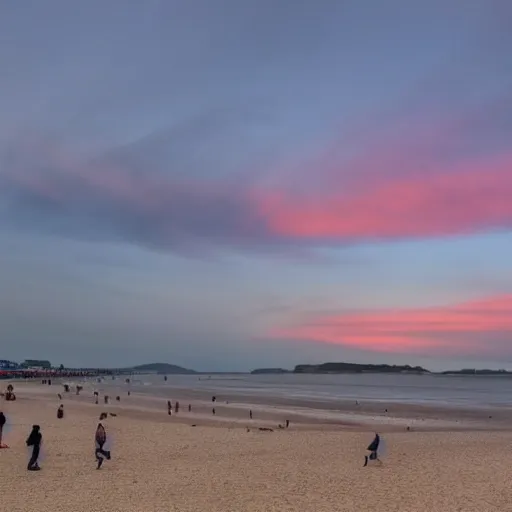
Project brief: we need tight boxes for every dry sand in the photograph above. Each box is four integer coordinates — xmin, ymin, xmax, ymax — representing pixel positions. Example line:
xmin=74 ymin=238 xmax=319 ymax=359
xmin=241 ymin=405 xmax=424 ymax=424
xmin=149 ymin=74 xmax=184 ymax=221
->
xmin=1 ymin=382 xmax=512 ymax=512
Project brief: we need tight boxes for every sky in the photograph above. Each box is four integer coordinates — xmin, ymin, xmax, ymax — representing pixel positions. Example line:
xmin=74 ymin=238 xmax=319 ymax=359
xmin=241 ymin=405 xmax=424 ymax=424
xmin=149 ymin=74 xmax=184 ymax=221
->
xmin=1 ymin=1 xmax=511 ymax=371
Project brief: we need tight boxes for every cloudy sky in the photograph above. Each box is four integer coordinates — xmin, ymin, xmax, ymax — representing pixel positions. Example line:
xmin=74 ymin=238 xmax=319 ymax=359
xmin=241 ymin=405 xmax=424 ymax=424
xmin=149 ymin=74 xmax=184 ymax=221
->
xmin=1 ymin=1 xmax=511 ymax=371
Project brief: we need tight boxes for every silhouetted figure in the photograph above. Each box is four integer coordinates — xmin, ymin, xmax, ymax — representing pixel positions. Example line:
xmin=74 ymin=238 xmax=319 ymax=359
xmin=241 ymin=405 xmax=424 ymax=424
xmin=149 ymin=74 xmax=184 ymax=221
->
xmin=95 ymin=423 xmax=111 ymax=469
xmin=127 ymin=391 xmax=131 ymax=396
xmin=48 ymin=379 xmax=51 ymax=386
xmin=5 ymin=384 xmax=15 ymax=401
xmin=76 ymin=385 xmax=83 ymax=396
xmin=167 ymin=400 xmax=172 ymax=416
xmin=285 ymin=419 xmax=290 ymax=428
xmin=57 ymin=405 xmax=64 ymax=419
xmin=364 ymin=433 xmax=380 ymax=467
xmin=164 ymin=375 xmax=167 ymax=381
xmin=116 ymin=396 xmax=120 ymax=402
xmin=175 ymin=401 xmax=179 ymax=414
xmin=212 ymin=408 xmax=216 ymax=415
xmin=64 ymin=384 xmax=70 ymax=393
xmin=212 ymin=396 xmax=216 ymax=403
xmin=249 ymin=410 xmax=252 ymax=420
xmin=0 ymin=411 xmax=7 ymax=448
xmin=188 ymin=404 xmax=191 ymax=412
xmin=26 ymin=425 xmax=42 ymax=471
xmin=57 ymin=393 xmax=62 ymax=400
xmin=104 ymin=395 xmax=109 ymax=404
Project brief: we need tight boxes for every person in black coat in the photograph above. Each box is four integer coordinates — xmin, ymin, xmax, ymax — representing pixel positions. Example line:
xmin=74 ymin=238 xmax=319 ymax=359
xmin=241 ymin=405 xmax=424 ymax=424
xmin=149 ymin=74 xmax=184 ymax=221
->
xmin=0 ymin=412 xmax=7 ymax=448
xmin=364 ymin=433 xmax=380 ymax=467
xmin=26 ymin=425 xmax=42 ymax=471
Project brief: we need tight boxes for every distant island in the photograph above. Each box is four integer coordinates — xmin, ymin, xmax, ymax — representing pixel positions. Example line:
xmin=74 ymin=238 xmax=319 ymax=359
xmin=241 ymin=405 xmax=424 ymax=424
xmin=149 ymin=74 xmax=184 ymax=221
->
xmin=441 ymin=369 xmax=512 ymax=375
xmin=295 ymin=362 xmax=429 ymax=374
xmin=251 ymin=362 xmax=429 ymax=375
xmin=251 ymin=368 xmax=290 ymax=375
xmin=129 ymin=363 xmax=196 ymax=375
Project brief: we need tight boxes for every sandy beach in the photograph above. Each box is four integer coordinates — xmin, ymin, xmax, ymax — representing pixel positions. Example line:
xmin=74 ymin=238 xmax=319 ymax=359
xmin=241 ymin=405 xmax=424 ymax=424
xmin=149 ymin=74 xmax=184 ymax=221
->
xmin=1 ymin=381 xmax=512 ymax=512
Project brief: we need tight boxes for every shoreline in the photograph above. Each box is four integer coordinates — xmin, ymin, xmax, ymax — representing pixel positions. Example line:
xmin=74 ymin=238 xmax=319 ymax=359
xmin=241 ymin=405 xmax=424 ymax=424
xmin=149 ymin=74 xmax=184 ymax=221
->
xmin=5 ymin=379 xmax=510 ymax=432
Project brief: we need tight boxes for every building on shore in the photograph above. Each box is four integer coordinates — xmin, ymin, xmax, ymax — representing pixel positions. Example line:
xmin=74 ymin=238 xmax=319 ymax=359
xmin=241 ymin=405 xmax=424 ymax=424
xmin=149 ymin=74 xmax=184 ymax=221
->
xmin=0 ymin=360 xmax=19 ymax=370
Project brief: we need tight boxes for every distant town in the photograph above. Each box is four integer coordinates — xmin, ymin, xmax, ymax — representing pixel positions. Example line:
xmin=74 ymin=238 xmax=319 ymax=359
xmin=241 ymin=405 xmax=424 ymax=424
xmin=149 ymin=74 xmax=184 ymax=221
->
xmin=0 ymin=359 xmax=138 ymax=379
xmin=0 ymin=360 xmax=195 ymax=379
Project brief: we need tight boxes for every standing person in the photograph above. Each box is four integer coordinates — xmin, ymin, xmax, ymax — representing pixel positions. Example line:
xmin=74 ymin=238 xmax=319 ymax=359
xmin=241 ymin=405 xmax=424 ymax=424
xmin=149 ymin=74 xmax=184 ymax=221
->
xmin=57 ymin=405 xmax=64 ymax=419
xmin=175 ymin=401 xmax=179 ymax=414
xmin=95 ymin=423 xmax=111 ymax=469
xmin=167 ymin=400 xmax=172 ymax=416
xmin=364 ymin=432 xmax=381 ymax=467
xmin=26 ymin=425 xmax=42 ymax=471
xmin=0 ymin=411 xmax=7 ymax=448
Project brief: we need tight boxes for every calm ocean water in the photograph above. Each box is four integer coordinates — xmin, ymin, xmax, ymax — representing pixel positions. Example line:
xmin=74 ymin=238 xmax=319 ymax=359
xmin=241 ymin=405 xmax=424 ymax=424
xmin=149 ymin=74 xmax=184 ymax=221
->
xmin=121 ymin=373 xmax=512 ymax=408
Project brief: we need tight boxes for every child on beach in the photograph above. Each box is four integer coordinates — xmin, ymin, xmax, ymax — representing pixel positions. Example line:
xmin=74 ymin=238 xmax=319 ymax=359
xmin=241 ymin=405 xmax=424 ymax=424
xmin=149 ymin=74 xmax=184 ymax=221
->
xmin=363 ymin=433 xmax=381 ymax=467
xmin=95 ymin=423 xmax=111 ymax=469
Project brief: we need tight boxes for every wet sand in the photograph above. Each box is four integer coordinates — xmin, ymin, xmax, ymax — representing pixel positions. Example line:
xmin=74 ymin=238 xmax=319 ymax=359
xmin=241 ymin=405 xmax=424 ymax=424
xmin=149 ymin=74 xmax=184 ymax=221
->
xmin=1 ymin=381 xmax=512 ymax=511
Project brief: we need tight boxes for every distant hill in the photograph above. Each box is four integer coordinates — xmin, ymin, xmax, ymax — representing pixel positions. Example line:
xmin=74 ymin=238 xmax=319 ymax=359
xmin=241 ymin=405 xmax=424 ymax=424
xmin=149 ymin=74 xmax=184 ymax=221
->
xmin=251 ymin=368 xmax=290 ymax=375
xmin=131 ymin=363 xmax=196 ymax=374
xmin=293 ymin=362 xmax=429 ymax=374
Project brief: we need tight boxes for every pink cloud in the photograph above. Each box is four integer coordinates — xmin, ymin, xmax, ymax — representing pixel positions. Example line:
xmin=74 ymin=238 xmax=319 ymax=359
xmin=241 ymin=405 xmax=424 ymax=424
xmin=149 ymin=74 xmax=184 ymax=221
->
xmin=271 ymin=295 xmax=512 ymax=356
xmin=3 ymin=127 xmax=512 ymax=255
xmin=254 ymin=153 xmax=512 ymax=240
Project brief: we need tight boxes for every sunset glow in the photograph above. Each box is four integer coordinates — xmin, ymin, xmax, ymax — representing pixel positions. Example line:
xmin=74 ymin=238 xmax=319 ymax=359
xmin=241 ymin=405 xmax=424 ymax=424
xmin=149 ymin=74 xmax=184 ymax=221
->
xmin=272 ymin=296 xmax=512 ymax=356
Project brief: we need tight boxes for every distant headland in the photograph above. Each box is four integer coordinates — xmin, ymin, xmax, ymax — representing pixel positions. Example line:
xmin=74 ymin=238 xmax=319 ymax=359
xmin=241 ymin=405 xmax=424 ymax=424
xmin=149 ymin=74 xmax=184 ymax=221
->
xmin=251 ymin=362 xmax=512 ymax=375
xmin=251 ymin=362 xmax=429 ymax=374
xmin=130 ymin=363 xmax=196 ymax=375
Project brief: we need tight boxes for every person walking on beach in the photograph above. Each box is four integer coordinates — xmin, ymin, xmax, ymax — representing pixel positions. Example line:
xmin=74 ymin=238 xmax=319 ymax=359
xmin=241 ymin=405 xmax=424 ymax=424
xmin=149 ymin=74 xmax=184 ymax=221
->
xmin=0 ymin=411 xmax=7 ymax=448
xmin=57 ymin=404 xmax=64 ymax=419
xmin=95 ymin=423 xmax=111 ymax=469
xmin=167 ymin=400 xmax=172 ymax=416
xmin=363 ymin=432 xmax=381 ymax=467
xmin=26 ymin=425 xmax=42 ymax=471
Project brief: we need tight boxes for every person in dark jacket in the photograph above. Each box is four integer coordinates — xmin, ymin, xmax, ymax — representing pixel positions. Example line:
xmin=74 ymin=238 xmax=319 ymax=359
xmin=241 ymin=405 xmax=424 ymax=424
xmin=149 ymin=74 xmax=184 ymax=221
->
xmin=0 ymin=412 xmax=7 ymax=448
xmin=364 ymin=432 xmax=380 ymax=467
xmin=57 ymin=405 xmax=64 ymax=419
xmin=95 ymin=423 xmax=111 ymax=469
xmin=26 ymin=425 xmax=42 ymax=471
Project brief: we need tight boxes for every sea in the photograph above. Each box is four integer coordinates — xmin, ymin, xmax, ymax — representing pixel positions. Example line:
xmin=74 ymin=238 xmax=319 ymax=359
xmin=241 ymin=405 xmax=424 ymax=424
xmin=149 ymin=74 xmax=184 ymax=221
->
xmin=105 ymin=373 xmax=512 ymax=409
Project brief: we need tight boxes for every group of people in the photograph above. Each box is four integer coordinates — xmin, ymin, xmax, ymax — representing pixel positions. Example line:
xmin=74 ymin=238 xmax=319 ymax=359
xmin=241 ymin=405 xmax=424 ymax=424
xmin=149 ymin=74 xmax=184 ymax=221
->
xmin=0 ymin=409 xmax=112 ymax=471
